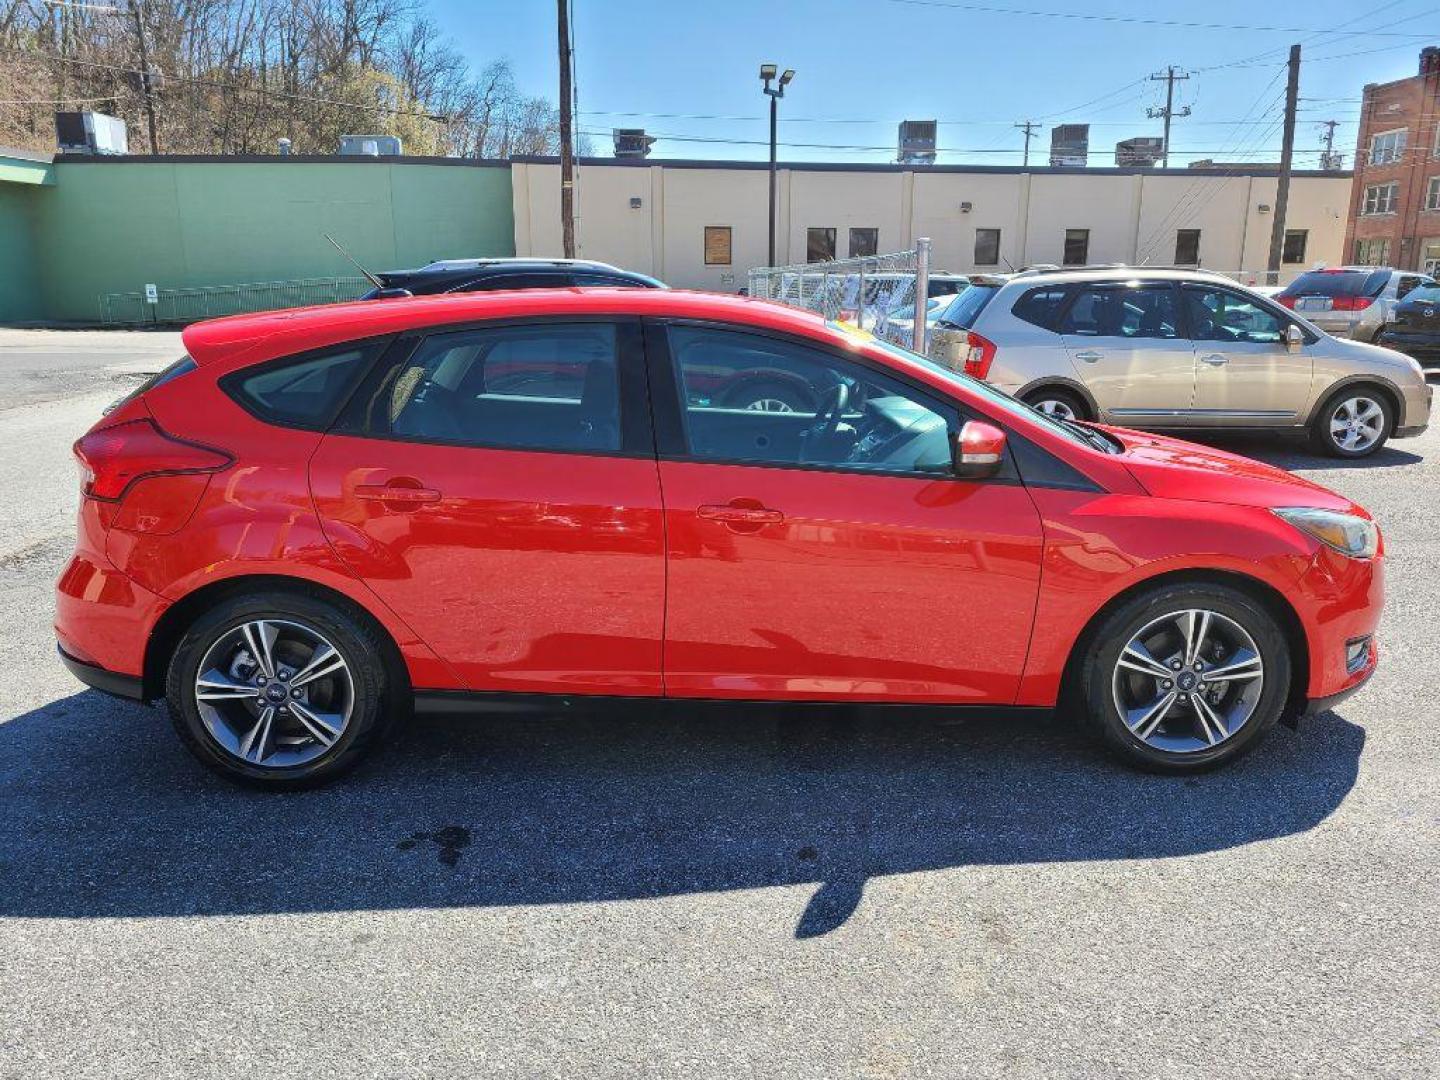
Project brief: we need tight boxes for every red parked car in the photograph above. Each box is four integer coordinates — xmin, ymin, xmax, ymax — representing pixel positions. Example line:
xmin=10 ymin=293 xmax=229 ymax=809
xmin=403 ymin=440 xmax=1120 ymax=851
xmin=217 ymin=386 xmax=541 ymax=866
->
xmin=58 ymin=289 xmax=1383 ymax=787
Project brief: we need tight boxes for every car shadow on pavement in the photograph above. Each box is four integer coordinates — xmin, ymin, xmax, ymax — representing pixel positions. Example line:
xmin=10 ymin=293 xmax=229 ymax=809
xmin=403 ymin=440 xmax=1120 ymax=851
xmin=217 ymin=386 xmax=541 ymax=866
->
xmin=0 ymin=690 xmax=1364 ymax=937
xmin=1190 ymin=435 xmax=1423 ymax=472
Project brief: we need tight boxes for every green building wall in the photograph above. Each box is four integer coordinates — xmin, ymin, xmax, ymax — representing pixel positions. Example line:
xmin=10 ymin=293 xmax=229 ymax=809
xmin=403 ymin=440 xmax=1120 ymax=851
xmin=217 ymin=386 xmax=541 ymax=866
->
xmin=9 ymin=156 xmax=516 ymax=323
xmin=0 ymin=184 xmax=43 ymax=322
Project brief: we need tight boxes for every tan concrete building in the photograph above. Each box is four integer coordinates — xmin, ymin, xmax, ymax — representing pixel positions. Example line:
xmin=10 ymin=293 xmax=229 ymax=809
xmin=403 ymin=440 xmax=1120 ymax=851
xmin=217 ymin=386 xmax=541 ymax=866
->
xmin=512 ymin=156 xmax=1354 ymax=291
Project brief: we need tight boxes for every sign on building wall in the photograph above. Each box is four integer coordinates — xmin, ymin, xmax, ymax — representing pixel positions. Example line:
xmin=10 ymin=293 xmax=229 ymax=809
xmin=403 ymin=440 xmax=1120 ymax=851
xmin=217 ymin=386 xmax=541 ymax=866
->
xmin=704 ymin=226 xmax=733 ymax=266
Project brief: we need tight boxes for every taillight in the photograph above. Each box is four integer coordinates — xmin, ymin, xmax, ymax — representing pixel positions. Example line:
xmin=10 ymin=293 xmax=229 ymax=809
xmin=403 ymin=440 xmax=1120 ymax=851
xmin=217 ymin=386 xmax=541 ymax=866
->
xmin=963 ymin=331 xmax=997 ymax=379
xmin=1276 ymin=295 xmax=1297 ymax=309
xmin=1330 ymin=295 xmax=1375 ymax=311
xmin=73 ymin=419 xmax=232 ymax=501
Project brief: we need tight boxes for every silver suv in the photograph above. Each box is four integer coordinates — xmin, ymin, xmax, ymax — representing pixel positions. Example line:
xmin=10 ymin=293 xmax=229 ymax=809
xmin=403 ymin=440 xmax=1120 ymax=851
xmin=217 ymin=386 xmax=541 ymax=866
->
xmin=929 ymin=267 xmax=1431 ymax=457
xmin=1275 ymin=266 xmax=1438 ymax=342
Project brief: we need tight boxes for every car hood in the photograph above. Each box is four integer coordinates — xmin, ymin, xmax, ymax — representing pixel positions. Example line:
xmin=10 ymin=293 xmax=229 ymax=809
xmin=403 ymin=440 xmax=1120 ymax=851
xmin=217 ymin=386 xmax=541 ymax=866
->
xmin=1101 ymin=426 xmax=1362 ymax=514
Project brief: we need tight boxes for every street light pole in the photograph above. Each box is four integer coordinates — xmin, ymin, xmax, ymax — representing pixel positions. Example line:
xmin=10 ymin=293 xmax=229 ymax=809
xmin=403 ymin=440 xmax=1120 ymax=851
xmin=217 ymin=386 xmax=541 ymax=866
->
xmin=761 ymin=65 xmax=794 ymax=266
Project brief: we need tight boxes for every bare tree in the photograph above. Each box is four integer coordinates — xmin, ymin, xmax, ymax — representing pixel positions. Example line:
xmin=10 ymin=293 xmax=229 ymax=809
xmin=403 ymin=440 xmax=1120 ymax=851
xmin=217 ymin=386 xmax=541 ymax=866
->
xmin=0 ymin=0 xmax=571 ymax=157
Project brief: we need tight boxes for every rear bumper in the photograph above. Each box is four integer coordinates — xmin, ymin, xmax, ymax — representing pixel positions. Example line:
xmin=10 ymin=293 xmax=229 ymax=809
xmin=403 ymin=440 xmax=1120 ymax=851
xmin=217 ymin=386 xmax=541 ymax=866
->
xmin=58 ymin=646 xmax=146 ymax=702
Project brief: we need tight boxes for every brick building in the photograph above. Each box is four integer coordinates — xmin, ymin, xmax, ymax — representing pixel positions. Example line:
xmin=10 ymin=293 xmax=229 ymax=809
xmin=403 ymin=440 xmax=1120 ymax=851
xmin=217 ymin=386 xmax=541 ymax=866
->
xmin=1344 ymin=46 xmax=1440 ymax=275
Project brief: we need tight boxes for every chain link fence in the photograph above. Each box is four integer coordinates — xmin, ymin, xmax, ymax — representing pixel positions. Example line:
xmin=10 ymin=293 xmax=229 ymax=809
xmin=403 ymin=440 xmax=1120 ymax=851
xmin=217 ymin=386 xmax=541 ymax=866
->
xmin=748 ymin=239 xmax=933 ymax=352
xmin=100 ymin=276 xmax=371 ymax=326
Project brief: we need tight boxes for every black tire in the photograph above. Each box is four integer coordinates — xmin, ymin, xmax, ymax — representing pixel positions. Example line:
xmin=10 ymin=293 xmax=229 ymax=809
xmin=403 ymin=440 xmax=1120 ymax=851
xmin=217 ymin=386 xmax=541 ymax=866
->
xmin=1022 ymin=386 xmax=1090 ymax=423
xmin=1308 ymin=386 xmax=1394 ymax=458
xmin=724 ymin=379 xmax=813 ymax=414
xmin=1077 ymin=582 xmax=1292 ymax=773
xmin=165 ymin=591 xmax=398 ymax=789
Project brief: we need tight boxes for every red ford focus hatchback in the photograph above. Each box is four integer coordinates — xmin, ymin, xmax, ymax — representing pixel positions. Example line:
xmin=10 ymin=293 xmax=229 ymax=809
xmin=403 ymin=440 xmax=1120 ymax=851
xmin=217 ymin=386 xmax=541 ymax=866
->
xmin=57 ymin=289 xmax=1383 ymax=787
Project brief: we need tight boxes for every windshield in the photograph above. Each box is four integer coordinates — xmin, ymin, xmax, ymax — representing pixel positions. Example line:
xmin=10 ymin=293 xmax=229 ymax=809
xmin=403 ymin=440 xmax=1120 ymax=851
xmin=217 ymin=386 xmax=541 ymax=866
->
xmin=1404 ymin=285 xmax=1440 ymax=304
xmin=861 ymin=335 xmax=1102 ymax=450
xmin=934 ymin=285 xmax=1001 ymax=329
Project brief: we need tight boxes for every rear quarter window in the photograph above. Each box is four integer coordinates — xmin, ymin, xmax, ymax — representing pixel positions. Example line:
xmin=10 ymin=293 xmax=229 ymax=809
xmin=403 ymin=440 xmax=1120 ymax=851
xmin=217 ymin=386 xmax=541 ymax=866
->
xmin=1011 ymin=286 xmax=1070 ymax=330
xmin=223 ymin=342 xmax=385 ymax=429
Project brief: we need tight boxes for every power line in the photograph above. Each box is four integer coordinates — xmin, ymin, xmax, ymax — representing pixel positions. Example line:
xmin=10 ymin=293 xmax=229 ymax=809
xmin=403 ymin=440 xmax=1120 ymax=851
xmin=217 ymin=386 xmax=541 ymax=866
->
xmin=883 ymin=0 xmax=1438 ymax=36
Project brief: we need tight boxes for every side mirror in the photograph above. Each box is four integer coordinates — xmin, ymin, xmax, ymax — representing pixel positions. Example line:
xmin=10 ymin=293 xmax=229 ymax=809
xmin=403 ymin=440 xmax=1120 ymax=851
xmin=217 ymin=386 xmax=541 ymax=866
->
xmin=951 ymin=419 xmax=1007 ymax=479
xmin=1285 ymin=323 xmax=1305 ymax=352
xmin=372 ymin=287 xmax=414 ymax=300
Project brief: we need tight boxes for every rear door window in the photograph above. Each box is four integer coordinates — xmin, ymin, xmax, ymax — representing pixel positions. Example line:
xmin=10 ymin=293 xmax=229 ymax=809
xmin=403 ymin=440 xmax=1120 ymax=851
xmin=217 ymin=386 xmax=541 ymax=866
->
xmin=1058 ymin=285 xmax=1180 ymax=339
xmin=356 ymin=324 xmax=622 ymax=453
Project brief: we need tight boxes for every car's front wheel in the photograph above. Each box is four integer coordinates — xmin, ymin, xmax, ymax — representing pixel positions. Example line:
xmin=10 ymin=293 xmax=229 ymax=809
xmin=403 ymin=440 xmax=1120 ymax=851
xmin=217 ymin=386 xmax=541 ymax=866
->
xmin=165 ymin=591 xmax=396 ymax=788
xmin=1078 ymin=583 xmax=1291 ymax=772
xmin=1309 ymin=388 xmax=1393 ymax=458
xmin=1022 ymin=387 xmax=1089 ymax=423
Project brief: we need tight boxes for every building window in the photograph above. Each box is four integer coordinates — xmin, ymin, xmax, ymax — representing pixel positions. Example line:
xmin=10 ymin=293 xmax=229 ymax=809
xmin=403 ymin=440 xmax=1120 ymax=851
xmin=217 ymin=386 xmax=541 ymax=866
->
xmin=703 ymin=226 xmax=732 ymax=266
xmin=1353 ymin=237 xmax=1392 ymax=266
xmin=974 ymin=228 xmax=1001 ymax=266
xmin=848 ymin=227 xmax=879 ymax=258
xmin=807 ymin=228 xmax=837 ymax=263
xmin=1368 ymin=128 xmax=1407 ymax=166
xmin=1174 ymin=229 xmax=1201 ymax=266
xmin=1426 ymin=177 xmax=1440 ymax=212
xmin=1282 ymin=229 xmax=1308 ymax=264
xmin=1063 ymin=228 xmax=1090 ymax=265
xmin=1361 ymin=182 xmax=1400 ymax=215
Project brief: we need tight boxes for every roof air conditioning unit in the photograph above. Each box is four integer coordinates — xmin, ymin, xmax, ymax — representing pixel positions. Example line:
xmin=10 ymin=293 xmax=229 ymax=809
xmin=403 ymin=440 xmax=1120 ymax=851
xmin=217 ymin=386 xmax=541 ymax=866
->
xmin=339 ymin=135 xmax=402 ymax=157
xmin=55 ymin=111 xmax=129 ymax=155
xmin=613 ymin=129 xmax=656 ymax=158
xmin=898 ymin=120 xmax=938 ymax=164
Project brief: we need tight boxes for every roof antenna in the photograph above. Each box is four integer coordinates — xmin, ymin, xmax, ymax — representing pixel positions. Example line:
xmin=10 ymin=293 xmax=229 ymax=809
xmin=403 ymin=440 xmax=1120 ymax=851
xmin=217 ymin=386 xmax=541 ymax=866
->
xmin=324 ymin=233 xmax=384 ymax=290
xmin=1001 ymin=255 xmax=1016 ymax=272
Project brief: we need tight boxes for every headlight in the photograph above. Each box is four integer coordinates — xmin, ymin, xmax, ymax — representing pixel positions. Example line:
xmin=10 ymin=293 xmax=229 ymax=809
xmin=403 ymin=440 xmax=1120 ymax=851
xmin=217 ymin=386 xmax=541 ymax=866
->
xmin=1273 ymin=507 xmax=1379 ymax=559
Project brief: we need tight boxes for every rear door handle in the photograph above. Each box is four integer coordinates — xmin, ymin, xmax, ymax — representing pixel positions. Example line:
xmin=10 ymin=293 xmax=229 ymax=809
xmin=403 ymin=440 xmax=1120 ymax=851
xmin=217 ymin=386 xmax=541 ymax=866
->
xmin=697 ymin=504 xmax=784 ymax=525
xmin=355 ymin=480 xmax=442 ymax=505
xmin=1074 ymin=350 xmax=1103 ymax=362
xmin=1200 ymin=353 xmax=1229 ymax=366
xmin=697 ymin=501 xmax=784 ymax=534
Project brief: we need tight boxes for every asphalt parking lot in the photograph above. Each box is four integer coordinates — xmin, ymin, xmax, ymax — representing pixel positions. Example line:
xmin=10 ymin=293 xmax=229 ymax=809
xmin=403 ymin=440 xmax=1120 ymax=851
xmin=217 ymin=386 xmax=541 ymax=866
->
xmin=1 ymin=328 xmax=1437 ymax=1079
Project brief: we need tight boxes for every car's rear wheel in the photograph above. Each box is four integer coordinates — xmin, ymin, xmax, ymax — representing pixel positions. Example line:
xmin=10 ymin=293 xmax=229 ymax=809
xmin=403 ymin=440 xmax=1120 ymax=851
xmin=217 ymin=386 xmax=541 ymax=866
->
xmin=1309 ymin=388 xmax=1393 ymax=458
xmin=165 ymin=592 xmax=395 ymax=788
xmin=1078 ymin=583 xmax=1291 ymax=772
xmin=1022 ymin=387 xmax=1089 ymax=423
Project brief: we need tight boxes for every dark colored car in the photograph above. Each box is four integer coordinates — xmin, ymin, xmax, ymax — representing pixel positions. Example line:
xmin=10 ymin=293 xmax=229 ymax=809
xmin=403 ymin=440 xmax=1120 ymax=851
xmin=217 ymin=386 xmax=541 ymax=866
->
xmin=361 ymin=258 xmax=665 ymax=299
xmin=1379 ymin=283 xmax=1440 ymax=367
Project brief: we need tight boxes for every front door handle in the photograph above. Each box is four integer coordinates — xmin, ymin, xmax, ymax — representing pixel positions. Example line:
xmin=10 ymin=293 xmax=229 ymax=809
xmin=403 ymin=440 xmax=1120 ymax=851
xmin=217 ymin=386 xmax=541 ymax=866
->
xmin=1074 ymin=350 xmax=1103 ymax=362
xmin=1200 ymin=353 xmax=1229 ymax=366
xmin=697 ymin=500 xmax=784 ymax=532
xmin=355 ymin=479 xmax=442 ymax=508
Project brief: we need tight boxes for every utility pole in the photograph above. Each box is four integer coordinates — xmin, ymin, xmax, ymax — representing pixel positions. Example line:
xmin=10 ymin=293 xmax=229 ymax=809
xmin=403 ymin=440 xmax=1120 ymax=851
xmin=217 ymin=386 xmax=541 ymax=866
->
xmin=556 ymin=0 xmax=576 ymax=258
xmin=1267 ymin=44 xmax=1302 ymax=285
xmin=128 ymin=1 xmax=160 ymax=153
xmin=1147 ymin=66 xmax=1191 ymax=168
xmin=1014 ymin=121 xmax=1039 ymax=167
xmin=1318 ymin=118 xmax=1342 ymax=170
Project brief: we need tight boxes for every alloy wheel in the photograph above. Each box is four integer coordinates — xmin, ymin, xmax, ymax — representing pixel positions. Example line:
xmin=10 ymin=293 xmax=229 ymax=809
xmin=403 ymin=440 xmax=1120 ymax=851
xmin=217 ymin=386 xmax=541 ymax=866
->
xmin=1329 ymin=395 xmax=1385 ymax=453
xmin=744 ymin=398 xmax=797 ymax=413
xmin=1032 ymin=397 xmax=1077 ymax=421
xmin=1111 ymin=609 xmax=1264 ymax=754
xmin=194 ymin=618 xmax=354 ymax=768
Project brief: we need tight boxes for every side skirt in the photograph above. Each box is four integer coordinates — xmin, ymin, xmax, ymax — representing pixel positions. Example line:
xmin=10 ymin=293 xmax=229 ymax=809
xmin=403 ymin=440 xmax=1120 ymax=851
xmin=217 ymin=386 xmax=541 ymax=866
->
xmin=413 ymin=690 xmax=1052 ymax=723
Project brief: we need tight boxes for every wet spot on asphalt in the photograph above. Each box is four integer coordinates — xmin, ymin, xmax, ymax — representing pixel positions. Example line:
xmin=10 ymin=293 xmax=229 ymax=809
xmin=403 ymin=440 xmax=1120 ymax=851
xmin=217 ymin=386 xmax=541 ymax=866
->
xmin=396 ymin=825 xmax=472 ymax=867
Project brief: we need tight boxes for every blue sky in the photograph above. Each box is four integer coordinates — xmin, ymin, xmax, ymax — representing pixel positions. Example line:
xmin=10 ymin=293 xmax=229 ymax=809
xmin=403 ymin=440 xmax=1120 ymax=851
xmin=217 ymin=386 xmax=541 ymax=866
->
xmin=439 ymin=0 xmax=1438 ymax=167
